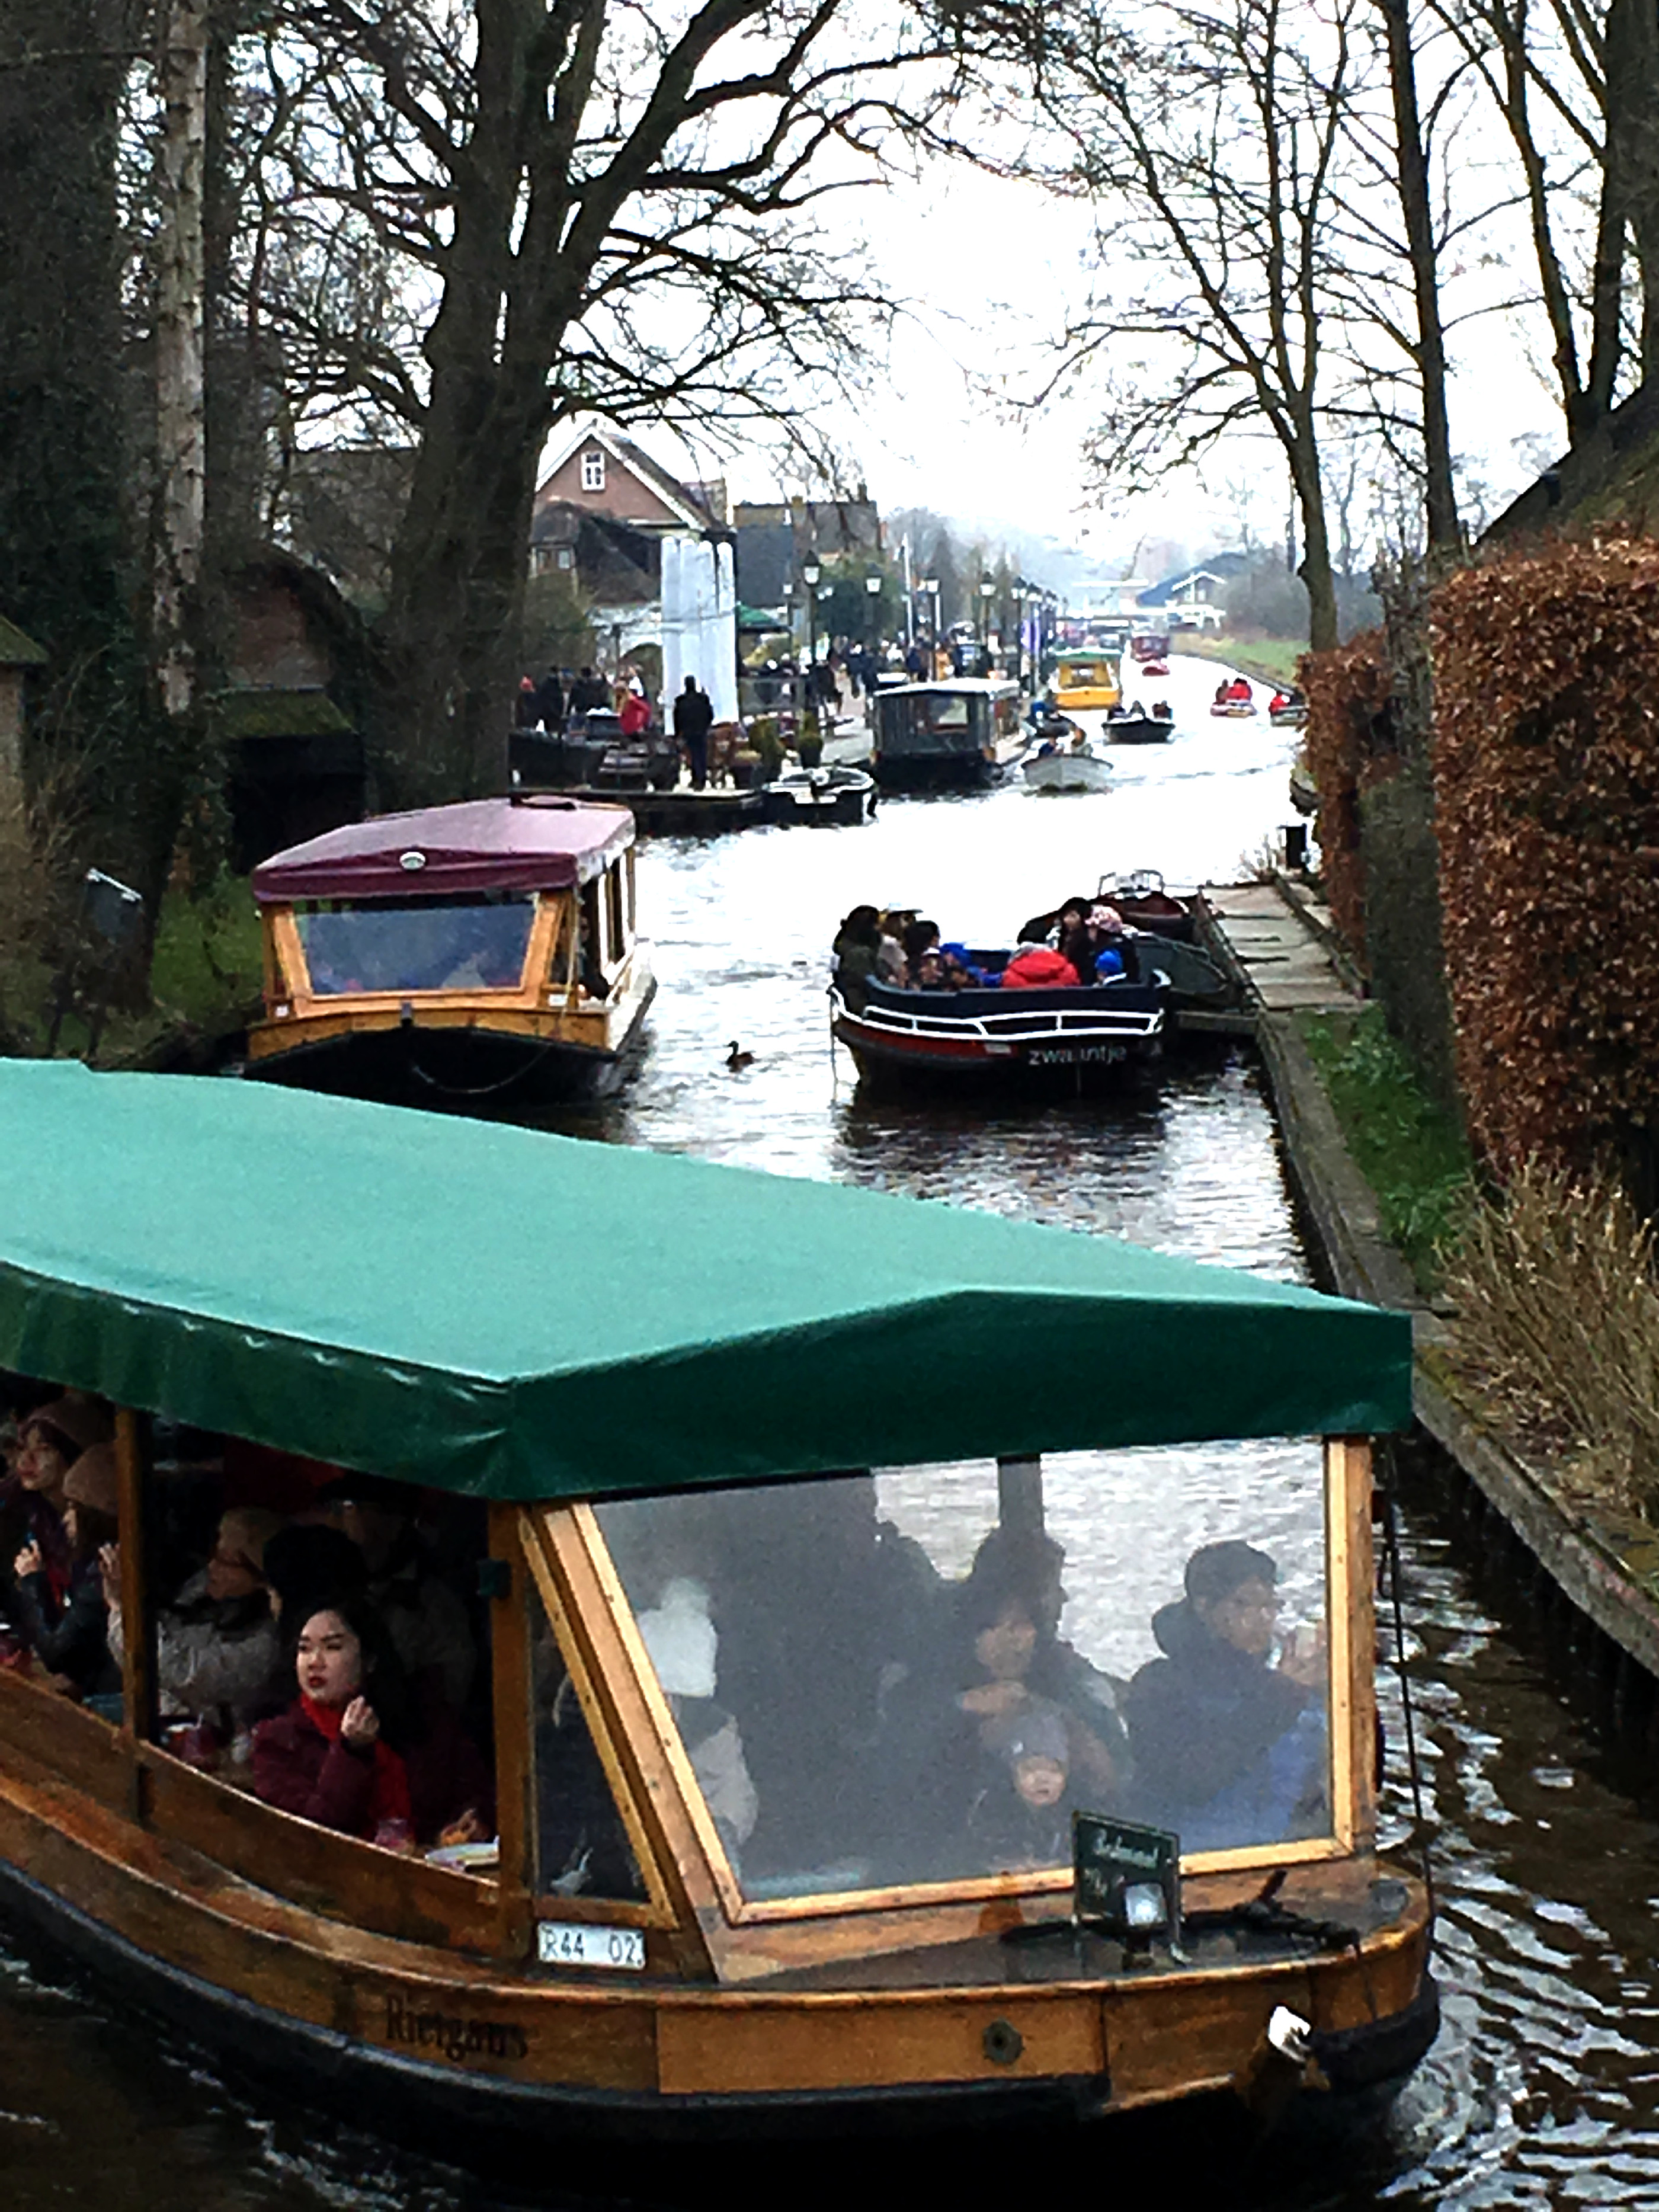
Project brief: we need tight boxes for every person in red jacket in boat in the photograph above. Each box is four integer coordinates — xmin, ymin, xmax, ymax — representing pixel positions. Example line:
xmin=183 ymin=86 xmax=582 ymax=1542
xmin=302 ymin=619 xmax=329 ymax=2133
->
xmin=254 ymin=1591 xmax=491 ymax=1851
xmin=1225 ymin=676 xmax=1252 ymax=702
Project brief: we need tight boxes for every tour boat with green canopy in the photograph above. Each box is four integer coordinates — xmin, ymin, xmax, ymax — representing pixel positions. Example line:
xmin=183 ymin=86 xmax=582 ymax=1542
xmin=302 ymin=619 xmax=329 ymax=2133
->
xmin=0 ymin=1061 xmax=1436 ymax=2160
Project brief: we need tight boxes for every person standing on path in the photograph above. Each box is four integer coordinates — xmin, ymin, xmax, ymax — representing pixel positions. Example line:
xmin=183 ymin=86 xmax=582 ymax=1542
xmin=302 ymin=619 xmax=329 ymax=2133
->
xmin=673 ymin=676 xmax=715 ymax=790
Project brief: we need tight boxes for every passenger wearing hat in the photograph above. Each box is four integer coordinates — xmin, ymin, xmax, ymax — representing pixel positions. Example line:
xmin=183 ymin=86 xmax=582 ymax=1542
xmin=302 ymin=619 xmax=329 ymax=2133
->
xmin=8 ymin=1439 xmax=121 ymax=1698
xmin=106 ymin=1505 xmax=287 ymax=1736
xmin=0 ymin=1394 xmax=114 ymax=1624
xmin=967 ymin=1702 xmax=1074 ymax=1870
xmin=1123 ymin=1539 xmax=1328 ymax=1852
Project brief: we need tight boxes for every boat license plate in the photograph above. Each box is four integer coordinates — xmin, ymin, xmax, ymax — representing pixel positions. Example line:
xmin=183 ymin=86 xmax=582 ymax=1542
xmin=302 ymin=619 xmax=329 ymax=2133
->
xmin=536 ymin=1920 xmax=646 ymax=1972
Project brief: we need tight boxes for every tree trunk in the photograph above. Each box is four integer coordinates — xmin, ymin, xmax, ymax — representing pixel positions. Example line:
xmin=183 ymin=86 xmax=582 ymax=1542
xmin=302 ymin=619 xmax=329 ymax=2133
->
xmin=1604 ymin=0 xmax=1659 ymax=384
xmin=1376 ymin=0 xmax=1461 ymax=555
xmin=154 ymin=0 xmax=209 ymax=719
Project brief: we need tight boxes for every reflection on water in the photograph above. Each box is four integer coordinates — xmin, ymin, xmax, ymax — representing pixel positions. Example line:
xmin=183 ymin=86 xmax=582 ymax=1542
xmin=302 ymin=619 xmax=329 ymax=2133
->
xmin=7 ymin=668 xmax=1659 ymax=2203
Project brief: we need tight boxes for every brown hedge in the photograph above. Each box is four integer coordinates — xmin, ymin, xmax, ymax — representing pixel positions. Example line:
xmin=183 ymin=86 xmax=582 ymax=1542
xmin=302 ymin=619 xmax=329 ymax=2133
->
xmin=1432 ymin=539 xmax=1659 ymax=1173
xmin=1299 ymin=631 xmax=1392 ymax=969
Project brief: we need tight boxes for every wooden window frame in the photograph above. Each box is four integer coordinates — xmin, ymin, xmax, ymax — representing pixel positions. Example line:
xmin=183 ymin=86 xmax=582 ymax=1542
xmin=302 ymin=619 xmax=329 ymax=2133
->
xmin=268 ymin=895 xmax=560 ymax=1014
xmin=540 ymin=1439 xmax=1377 ymax=1944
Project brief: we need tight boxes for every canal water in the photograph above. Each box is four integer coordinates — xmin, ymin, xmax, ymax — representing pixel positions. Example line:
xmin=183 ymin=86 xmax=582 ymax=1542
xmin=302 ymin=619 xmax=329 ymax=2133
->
xmin=6 ymin=656 xmax=1659 ymax=2208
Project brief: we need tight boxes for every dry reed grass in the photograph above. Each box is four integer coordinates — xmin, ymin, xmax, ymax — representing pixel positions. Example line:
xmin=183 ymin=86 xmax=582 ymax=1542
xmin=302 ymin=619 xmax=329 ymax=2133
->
xmin=1443 ymin=1157 xmax=1659 ymax=1519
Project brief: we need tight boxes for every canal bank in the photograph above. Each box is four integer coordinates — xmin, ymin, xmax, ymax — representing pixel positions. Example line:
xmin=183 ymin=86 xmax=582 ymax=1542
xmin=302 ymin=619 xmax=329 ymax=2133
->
xmin=1209 ymin=877 xmax=1659 ymax=1701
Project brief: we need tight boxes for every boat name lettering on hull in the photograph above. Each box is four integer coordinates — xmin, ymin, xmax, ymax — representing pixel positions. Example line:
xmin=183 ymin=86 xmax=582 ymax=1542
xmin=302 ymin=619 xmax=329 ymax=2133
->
xmin=384 ymin=1992 xmax=529 ymax=2063
xmin=1028 ymin=1045 xmax=1127 ymax=1067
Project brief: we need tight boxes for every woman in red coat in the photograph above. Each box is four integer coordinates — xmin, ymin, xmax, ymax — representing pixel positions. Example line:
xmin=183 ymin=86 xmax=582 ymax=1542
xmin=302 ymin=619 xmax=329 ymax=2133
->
xmin=253 ymin=1598 xmax=413 ymax=1843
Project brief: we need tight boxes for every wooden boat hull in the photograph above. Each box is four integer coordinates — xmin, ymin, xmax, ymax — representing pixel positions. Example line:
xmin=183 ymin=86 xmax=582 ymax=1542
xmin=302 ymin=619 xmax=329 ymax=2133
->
xmin=1209 ymin=703 xmax=1257 ymax=719
xmin=0 ymin=1740 xmax=1436 ymax=2153
xmin=831 ymin=981 xmax=1165 ymax=1090
xmin=246 ymin=969 xmax=655 ymax=1106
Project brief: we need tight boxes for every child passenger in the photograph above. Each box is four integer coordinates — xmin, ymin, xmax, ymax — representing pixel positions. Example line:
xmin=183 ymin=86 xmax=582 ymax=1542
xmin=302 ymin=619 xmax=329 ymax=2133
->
xmin=968 ymin=1707 xmax=1072 ymax=1871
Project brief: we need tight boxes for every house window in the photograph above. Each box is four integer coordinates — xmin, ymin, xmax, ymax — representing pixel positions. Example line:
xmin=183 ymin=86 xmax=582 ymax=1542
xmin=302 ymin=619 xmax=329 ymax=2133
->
xmin=581 ymin=449 xmax=606 ymax=494
xmin=556 ymin=548 xmax=574 ymax=571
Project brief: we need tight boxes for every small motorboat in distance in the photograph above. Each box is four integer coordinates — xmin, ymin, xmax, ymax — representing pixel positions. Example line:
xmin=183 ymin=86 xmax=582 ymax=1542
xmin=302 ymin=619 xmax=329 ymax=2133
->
xmin=1209 ymin=676 xmax=1257 ymax=719
xmin=1103 ymin=702 xmax=1174 ymax=744
xmin=1270 ymin=686 xmax=1309 ymax=728
xmin=760 ymin=763 xmax=876 ymax=827
xmin=1022 ymin=730 xmax=1112 ymax=793
xmin=245 ymin=795 xmax=655 ymax=1105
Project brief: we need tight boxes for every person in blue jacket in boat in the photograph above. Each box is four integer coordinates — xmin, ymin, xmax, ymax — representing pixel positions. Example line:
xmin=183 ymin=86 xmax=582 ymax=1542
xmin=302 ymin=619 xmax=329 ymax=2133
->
xmin=1123 ymin=1539 xmax=1327 ymax=1852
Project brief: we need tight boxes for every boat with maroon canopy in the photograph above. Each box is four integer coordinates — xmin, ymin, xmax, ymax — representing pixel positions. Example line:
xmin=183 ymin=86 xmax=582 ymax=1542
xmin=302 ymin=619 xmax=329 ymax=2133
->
xmin=0 ymin=1063 xmax=1435 ymax=2165
xmin=246 ymin=794 xmax=653 ymax=1103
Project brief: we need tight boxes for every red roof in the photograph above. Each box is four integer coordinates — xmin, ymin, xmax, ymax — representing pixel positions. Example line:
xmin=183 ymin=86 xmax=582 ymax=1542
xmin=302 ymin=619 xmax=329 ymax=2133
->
xmin=251 ymin=798 xmax=633 ymax=904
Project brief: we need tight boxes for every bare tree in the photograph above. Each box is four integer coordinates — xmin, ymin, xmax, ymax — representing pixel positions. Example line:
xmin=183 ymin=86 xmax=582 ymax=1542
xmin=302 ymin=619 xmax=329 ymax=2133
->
xmin=993 ymin=0 xmax=1379 ymax=648
xmin=219 ymin=1 xmax=963 ymax=793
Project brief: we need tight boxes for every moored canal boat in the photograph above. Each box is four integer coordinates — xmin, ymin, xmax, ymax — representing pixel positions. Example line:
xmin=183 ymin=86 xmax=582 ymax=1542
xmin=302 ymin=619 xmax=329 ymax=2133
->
xmin=870 ymin=679 xmax=1026 ymax=790
xmin=244 ymin=796 xmax=654 ymax=1105
xmin=0 ymin=1062 xmax=1433 ymax=2159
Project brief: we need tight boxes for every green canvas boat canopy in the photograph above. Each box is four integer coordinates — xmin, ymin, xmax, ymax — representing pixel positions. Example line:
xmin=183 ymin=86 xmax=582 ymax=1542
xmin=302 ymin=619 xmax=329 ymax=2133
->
xmin=0 ymin=1062 xmax=1413 ymax=1501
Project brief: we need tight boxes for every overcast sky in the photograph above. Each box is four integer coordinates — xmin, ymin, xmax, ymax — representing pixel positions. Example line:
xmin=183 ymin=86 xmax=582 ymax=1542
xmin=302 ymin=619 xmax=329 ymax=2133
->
xmin=655 ymin=91 xmax=1571 ymax=572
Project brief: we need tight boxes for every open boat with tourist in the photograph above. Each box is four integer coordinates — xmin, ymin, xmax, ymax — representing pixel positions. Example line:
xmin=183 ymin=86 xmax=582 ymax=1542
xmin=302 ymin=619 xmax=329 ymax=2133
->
xmin=244 ymin=796 xmax=654 ymax=1105
xmin=1210 ymin=678 xmax=1258 ymax=721
xmin=1103 ymin=703 xmax=1174 ymax=745
xmin=1022 ymin=732 xmax=1113 ymax=793
xmin=869 ymin=678 xmax=1026 ymax=789
xmin=1269 ymin=689 xmax=1309 ymax=729
xmin=0 ymin=1062 xmax=1434 ymax=2160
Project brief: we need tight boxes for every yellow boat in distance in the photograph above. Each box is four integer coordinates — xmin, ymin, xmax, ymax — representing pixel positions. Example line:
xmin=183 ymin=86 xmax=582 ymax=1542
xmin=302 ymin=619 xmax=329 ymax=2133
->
xmin=1052 ymin=648 xmax=1123 ymax=714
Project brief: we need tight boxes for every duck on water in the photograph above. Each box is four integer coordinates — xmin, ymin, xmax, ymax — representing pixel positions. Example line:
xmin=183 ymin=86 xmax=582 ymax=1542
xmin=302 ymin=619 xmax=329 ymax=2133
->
xmin=0 ymin=1062 xmax=1433 ymax=2162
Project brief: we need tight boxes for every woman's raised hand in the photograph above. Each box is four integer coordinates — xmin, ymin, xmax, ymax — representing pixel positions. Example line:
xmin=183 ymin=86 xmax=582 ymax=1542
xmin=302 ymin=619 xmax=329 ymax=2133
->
xmin=12 ymin=1541 xmax=40 ymax=1582
xmin=340 ymin=1695 xmax=380 ymax=1747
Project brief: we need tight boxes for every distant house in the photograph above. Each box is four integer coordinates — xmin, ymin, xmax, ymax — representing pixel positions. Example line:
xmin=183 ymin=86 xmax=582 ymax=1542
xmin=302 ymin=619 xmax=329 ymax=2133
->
xmin=732 ymin=494 xmax=883 ymax=635
xmin=1136 ymin=555 xmax=1250 ymax=626
xmin=530 ymin=421 xmax=736 ymax=718
xmin=0 ymin=612 xmax=46 ymax=799
xmin=220 ymin=555 xmax=371 ymax=870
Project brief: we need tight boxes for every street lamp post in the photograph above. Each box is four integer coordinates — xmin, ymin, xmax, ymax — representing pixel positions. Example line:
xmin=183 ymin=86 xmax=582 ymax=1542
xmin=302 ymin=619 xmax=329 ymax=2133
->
xmin=979 ymin=577 xmax=995 ymax=659
xmin=865 ymin=573 xmax=882 ymax=661
xmin=800 ymin=560 xmax=821 ymax=701
xmin=920 ymin=578 xmax=939 ymax=666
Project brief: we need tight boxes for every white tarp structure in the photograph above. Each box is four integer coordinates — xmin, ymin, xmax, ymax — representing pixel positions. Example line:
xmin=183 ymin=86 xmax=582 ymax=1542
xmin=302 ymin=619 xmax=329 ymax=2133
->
xmin=660 ymin=536 xmax=738 ymax=724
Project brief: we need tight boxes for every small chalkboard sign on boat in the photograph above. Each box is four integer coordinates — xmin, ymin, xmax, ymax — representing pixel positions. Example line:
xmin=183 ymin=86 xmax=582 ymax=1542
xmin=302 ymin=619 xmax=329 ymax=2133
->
xmin=1074 ymin=1812 xmax=1183 ymax=1951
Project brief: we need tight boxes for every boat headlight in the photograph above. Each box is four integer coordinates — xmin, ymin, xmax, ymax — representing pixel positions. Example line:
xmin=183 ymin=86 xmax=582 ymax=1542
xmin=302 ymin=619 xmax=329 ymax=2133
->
xmin=1123 ymin=1883 xmax=1168 ymax=1931
xmin=274 ymin=1003 xmax=290 ymax=1019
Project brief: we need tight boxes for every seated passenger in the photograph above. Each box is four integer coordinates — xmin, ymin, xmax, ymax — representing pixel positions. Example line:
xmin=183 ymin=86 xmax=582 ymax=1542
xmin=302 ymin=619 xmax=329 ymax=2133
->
xmin=959 ymin=1526 xmax=1129 ymax=1796
xmin=967 ymin=1706 xmax=1072 ymax=1871
xmin=322 ymin=1473 xmax=476 ymax=1712
xmin=1214 ymin=682 xmax=1229 ymax=705
xmin=832 ymin=905 xmax=883 ymax=1003
xmin=9 ymin=1441 xmax=121 ymax=1699
xmin=254 ymin=1593 xmax=492 ymax=1849
xmin=106 ymin=1506 xmax=286 ymax=1738
xmin=635 ymin=1576 xmax=757 ymax=1859
xmin=1152 ymin=700 xmax=1173 ymax=721
xmin=902 ymin=918 xmax=941 ymax=981
xmin=874 ymin=916 xmax=908 ymax=987
xmin=1000 ymin=945 xmax=1079 ymax=990
xmin=913 ymin=949 xmax=953 ymax=991
xmin=1123 ymin=1540 xmax=1327 ymax=1852
xmin=254 ymin=1599 xmax=415 ymax=1846
xmin=0 ymin=1396 xmax=111 ymax=1619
